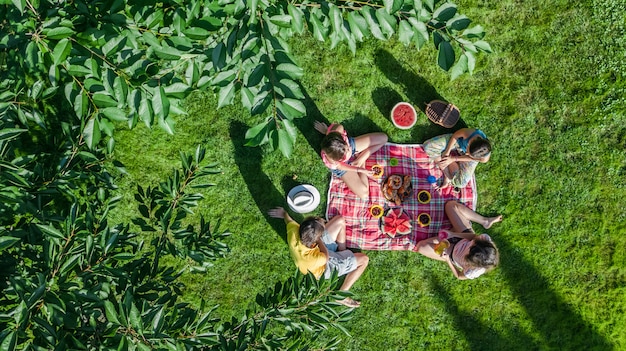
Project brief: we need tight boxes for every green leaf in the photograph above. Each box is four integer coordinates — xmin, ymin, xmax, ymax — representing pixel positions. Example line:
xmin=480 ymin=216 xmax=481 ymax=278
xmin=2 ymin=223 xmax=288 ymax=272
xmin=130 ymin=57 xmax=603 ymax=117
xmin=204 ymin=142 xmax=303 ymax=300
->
xmin=347 ymin=12 xmax=369 ymax=42
xmin=448 ymin=15 xmax=471 ymax=31
xmin=212 ymin=69 xmax=237 ymax=87
xmin=30 ymin=80 xmax=44 ymax=99
xmin=11 ymin=0 xmax=25 ymax=13
xmin=0 ymin=128 xmax=27 ymax=142
xmin=246 ymin=63 xmax=267 ymax=87
xmin=309 ymin=12 xmax=326 ymax=42
xmin=67 ymin=64 xmax=92 ymax=76
xmin=93 ymin=92 xmax=118 ymax=108
xmin=52 ymin=39 xmax=72 ymax=66
xmin=287 ymin=4 xmax=304 ymax=34
xmin=398 ymin=20 xmax=413 ymax=45
xmin=74 ymin=91 xmax=88 ymax=118
xmin=217 ymin=82 xmax=236 ymax=108
xmin=113 ymin=77 xmax=128 ymax=106
xmin=269 ymin=15 xmax=291 ymax=28
xmin=0 ymin=331 xmax=16 ymax=351
xmin=437 ymin=40 xmax=455 ymax=71
xmin=384 ymin=0 xmax=403 ymax=14
xmin=240 ymin=86 xmax=254 ymax=109
xmin=277 ymin=128 xmax=294 ymax=158
xmin=212 ymin=42 xmax=226 ymax=70
xmin=376 ymin=9 xmax=396 ymax=39
xmin=245 ymin=120 xmax=270 ymax=147
xmin=183 ymin=27 xmax=211 ymax=40
xmin=449 ymin=53 xmax=468 ymax=80
xmin=158 ymin=116 xmax=175 ymax=135
xmin=44 ymin=27 xmax=76 ymax=40
xmin=276 ymin=79 xmax=304 ymax=99
xmin=101 ymin=107 xmax=128 ymax=122
xmin=163 ymin=83 xmax=191 ymax=98
xmin=84 ymin=118 xmax=102 ymax=149
xmin=104 ymin=301 xmax=121 ymax=325
xmin=36 ymin=223 xmax=65 ymax=240
xmin=102 ymin=36 xmax=126 ymax=57
xmin=474 ymin=40 xmax=493 ymax=53
xmin=409 ymin=18 xmax=429 ymax=49
xmin=465 ymin=51 xmax=476 ymax=73
xmin=59 ymin=254 xmax=81 ymax=276
xmin=152 ymin=86 xmax=170 ymax=119
xmin=154 ymin=46 xmax=182 ymax=60
xmin=282 ymin=119 xmax=298 ymax=144
xmin=362 ymin=7 xmax=385 ymax=40
xmin=462 ymin=25 xmax=485 ymax=39
xmin=276 ymin=63 xmax=304 ymax=80
xmin=0 ymin=236 xmax=20 ymax=252
xmin=433 ymin=2 xmax=457 ymax=21
xmin=277 ymin=98 xmax=306 ymax=119
xmin=139 ymin=96 xmax=153 ymax=128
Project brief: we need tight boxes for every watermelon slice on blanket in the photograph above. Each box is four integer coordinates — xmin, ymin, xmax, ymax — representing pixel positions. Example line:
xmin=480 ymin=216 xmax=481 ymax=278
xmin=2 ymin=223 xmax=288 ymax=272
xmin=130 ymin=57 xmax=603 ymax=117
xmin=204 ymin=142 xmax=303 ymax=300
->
xmin=380 ymin=207 xmax=413 ymax=238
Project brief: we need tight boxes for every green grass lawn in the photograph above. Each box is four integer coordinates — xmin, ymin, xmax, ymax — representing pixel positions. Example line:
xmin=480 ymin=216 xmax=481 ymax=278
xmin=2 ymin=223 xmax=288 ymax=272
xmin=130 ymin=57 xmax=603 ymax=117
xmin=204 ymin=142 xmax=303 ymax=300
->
xmin=111 ymin=0 xmax=626 ymax=349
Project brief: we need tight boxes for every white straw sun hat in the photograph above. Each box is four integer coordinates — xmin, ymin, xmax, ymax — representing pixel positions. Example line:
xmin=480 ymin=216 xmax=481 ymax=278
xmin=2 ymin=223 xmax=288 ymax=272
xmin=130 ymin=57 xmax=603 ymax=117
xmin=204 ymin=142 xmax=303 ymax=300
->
xmin=287 ymin=184 xmax=321 ymax=213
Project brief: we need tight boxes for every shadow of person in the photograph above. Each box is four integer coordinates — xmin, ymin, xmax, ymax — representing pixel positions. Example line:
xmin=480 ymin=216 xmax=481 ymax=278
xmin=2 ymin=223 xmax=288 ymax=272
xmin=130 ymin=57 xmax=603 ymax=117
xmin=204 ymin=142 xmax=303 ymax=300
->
xmin=229 ymin=121 xmax=288 ymax=244
xmin=428 ymin=275 xmax=537 ymax=351
xmin=495 ymin=237 xmax=613 ymax=350
xmin=428 ymin=235 xmax=612 ymax=350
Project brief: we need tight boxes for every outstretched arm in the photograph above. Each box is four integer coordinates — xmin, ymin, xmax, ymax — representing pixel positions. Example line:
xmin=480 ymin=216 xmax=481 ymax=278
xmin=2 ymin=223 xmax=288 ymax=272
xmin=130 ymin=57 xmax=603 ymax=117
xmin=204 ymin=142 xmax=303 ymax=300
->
xmin=268 ymin=207 xmax=293 ymax=224
xmin=314 ymin=121 xmax=344 ymax=135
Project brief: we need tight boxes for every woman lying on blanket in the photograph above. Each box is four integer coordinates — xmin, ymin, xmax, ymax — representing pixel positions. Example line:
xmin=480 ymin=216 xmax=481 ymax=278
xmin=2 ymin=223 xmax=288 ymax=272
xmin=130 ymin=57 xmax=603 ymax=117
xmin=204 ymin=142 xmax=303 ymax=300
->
xmin=423 ymin=128 xmax=491 ymax=189
xmin=315 ymin=121 xmax=388 ymax=199
xmin=416 ymin=201 xmax=502 ymax=280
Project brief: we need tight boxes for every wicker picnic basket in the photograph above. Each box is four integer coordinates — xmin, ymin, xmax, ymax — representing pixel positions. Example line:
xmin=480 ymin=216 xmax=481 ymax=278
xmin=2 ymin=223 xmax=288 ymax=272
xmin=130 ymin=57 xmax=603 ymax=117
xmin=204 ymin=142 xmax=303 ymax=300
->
xmin=425 ymin=100 xmax=460 ymax=128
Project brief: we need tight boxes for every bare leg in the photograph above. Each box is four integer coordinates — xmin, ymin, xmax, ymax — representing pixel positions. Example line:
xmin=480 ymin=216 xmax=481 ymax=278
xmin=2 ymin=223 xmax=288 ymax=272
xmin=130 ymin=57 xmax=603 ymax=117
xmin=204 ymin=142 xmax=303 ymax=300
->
xmin=341 ymin=171 xmax=370 ymax=199
xmin=339 ymin=253 xmax=369 ymax=291
xmin=325 ymin=215 xmax=347 ymax=251
xmin=416 ymin=237 xmax=447 ymax=262
xmin=352 ymin=133 xmax=388 ymax=166
xmin=445 ymin=201 xmax=502 ymax=232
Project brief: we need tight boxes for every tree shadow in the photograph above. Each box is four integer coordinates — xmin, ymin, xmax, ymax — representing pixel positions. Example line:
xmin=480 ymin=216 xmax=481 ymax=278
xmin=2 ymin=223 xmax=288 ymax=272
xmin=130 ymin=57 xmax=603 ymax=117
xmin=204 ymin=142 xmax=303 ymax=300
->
xmin=292 ymin=86 xmax=328 ymax=156
xmin=373 ymin=49 xmax=469 ymax=143
xmin=429 ymin=235 xmax=613 ymax=350
xmin=229 ymin=121 xmax=289 ymax=244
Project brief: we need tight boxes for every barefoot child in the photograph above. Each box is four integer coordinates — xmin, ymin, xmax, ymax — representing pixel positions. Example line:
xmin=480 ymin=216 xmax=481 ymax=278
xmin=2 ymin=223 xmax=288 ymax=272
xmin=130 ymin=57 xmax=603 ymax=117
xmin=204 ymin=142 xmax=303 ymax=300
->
xmin=268 ymin=207 xmax=369 ymax=307
xmin=315 ymin=121 xmax=388 ymax=199
xmin=416 ymin=201 xmax=502 ymax=280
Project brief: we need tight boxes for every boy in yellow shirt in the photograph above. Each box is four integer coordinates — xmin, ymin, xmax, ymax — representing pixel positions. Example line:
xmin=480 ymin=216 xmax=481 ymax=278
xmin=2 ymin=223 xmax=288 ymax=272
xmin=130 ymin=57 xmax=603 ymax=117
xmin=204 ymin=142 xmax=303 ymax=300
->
xmin=268 ymin=207 xmax=369 ymax=307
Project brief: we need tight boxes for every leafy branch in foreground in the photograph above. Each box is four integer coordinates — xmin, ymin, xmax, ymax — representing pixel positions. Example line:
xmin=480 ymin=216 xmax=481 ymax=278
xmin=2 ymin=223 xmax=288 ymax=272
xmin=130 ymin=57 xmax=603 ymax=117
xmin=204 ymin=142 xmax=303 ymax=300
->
xmin=1 ymin=0 xmax=491 ymax=157
xmin=0 ymin=122 xmax=356 ymax=349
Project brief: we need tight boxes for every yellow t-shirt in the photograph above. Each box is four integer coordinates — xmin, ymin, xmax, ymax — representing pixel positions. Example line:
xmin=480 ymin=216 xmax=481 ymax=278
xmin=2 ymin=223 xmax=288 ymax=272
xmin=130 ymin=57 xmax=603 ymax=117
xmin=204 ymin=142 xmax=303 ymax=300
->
xmin=287 ymin=221 xmax=327 ymax=279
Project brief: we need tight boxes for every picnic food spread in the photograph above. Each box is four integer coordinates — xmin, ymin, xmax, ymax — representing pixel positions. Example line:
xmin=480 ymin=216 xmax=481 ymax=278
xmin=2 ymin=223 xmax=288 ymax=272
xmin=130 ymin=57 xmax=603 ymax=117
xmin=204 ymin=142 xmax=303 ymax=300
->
xmin=382 ymin=174 xmax=413 ymax=206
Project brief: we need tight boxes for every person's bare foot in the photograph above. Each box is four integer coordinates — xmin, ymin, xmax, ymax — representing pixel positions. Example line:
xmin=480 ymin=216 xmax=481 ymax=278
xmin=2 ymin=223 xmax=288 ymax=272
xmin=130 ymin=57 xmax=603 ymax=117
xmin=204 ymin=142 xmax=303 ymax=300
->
xmin=337 ymin=297 xmax=360 ymax=308
xmin=484 ymin=215 xmax=503 ymax=229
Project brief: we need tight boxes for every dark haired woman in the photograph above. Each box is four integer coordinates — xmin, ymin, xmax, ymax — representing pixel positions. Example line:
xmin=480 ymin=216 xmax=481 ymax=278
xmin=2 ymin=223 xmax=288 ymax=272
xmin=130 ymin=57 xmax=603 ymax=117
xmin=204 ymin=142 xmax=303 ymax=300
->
xmin=423 ymin=128 xmax=491 ymax=189
xmin=315 ymin=121 xmax=387 ymax=199
xmin=416 ymin=201 xmax=502 ymax=280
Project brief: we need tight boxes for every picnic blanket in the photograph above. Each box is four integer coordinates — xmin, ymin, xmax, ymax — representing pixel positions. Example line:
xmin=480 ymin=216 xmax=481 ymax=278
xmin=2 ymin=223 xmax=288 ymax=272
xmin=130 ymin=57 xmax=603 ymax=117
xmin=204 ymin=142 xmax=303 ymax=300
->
xmin=325 ymin=143 xmax=477 ymax=251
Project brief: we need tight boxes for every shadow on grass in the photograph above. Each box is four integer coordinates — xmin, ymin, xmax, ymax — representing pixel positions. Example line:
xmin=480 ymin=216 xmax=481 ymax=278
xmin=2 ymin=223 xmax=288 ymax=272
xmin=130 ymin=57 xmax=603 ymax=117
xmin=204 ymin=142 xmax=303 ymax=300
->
xmin=229 ymin=121 xmax=288 ymax=244
xmin=429 ymin=236 xmax=613 ymax=350
xmin=373 ymin=49 xmax=469 ymax=143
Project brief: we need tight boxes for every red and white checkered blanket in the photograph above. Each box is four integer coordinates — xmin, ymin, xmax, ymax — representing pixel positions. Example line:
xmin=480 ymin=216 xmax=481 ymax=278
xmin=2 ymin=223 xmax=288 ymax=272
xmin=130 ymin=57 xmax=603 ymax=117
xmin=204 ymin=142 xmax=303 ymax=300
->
xmin=325 ymin=143 xmax=477 ymax=251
